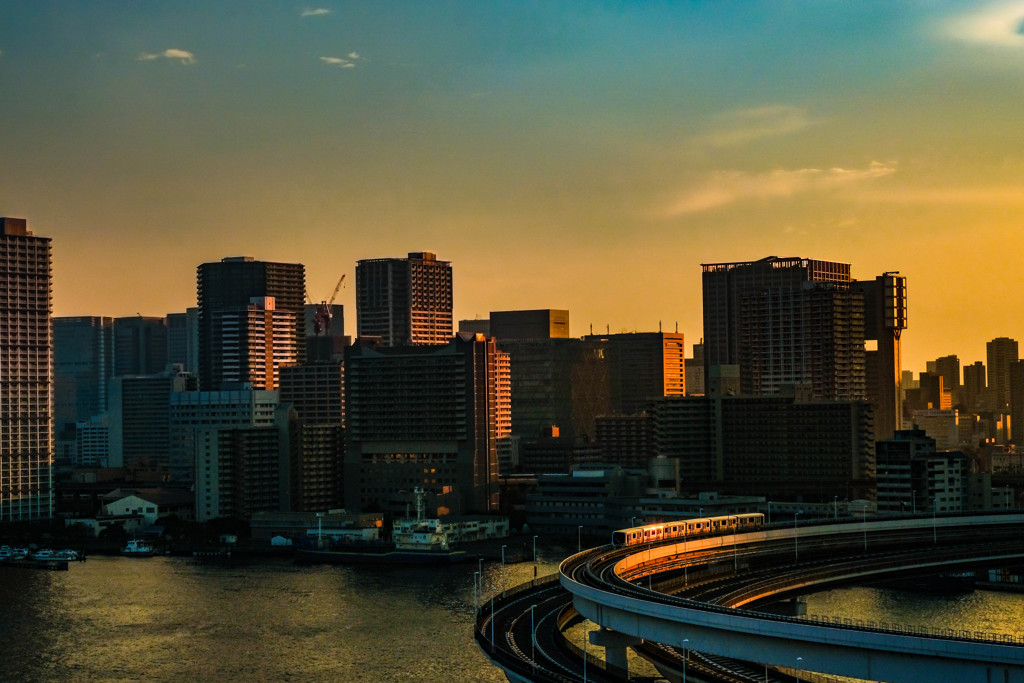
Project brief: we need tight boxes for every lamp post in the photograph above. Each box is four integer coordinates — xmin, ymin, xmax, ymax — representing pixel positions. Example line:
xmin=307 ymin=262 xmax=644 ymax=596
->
xmin=532 ymin=535 xmax=538 ymax=564
xmin=767 ymin=501 xmax=771 ymax=525
xmin=682 ymin=638 xmax=689 ymax=683
xmin=794 ymin=511 xmax=802 ymax=562
xmin=473 ymin=571 xmax=480 ymax=613
xmin=795 ymin=656 xmax=804 ymax=682
xmin=582 ymin=619 xmax=588 ymax=683
xmin=732 ymin=515 xmax=738 ymax=571
xmin=530 ymin=604 xmax=537 ymax=673
xmin=833 ymin=496 xmax=838 ymax=519
xmin=578 ymin=525 xmax=583 ymax=553
xmin=490 ymin=591 xmax=495 ymax=653
xmin=862 ymin=505 xmax=867 ymax=551
xmin=501 ymin=544 xmax=506 ymax=565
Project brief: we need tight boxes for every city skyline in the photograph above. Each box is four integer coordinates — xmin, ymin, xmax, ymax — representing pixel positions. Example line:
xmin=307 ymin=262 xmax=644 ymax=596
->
xmin=4 ymin=2 xmax=1024 ymax=372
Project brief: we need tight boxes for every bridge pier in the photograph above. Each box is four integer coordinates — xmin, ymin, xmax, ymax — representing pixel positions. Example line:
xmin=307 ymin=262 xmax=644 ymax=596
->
xmin=589 ymin=627 xmax=641 ymax=673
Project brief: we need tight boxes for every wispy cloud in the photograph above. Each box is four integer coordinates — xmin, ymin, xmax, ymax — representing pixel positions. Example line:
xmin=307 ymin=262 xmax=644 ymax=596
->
xmin=320 ymin=52 xmax=365 ymax=68
xmin=696 ymin=105 xmax=816 ymax=147
xmin=942 ymin=1 xmax=1024 ymax=47
xmin=301 ymin=8 xmax=332 ymax=18
xmin=662 ymin=162 xmax=897 ymax=216
xmin=859 ymin=186 xmax=1024 ymax=205
xmin=137 ymin=48 xmax=196 ymax=64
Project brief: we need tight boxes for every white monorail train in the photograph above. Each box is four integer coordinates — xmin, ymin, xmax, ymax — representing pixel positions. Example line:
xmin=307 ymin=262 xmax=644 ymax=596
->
xmin=611 ymin=513 xmax=765 ymax=547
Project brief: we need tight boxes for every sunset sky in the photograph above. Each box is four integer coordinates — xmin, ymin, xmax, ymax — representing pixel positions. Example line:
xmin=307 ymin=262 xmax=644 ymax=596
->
xmin=3 ymin=1 xmax=1024 ymax=373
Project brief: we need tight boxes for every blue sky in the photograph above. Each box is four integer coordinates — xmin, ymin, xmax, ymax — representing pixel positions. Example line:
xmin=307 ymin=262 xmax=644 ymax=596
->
xmin=3 ymin=1 xmax=1024 ymax=371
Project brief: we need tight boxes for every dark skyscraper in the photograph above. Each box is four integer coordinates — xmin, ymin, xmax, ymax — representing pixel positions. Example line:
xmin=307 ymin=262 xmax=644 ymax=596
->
xmin=856 ymin=272 xmax=908 ymax=441
xmin=987 ymin=336 xmax=1018 ymax=412
xmin=197 ymin=256 xmax=305 ymax=391
xmin=113 ymin=316 xmax=168 ymax=376
xmin=343 ymin=333 xmax=502 ymax=516
xmin=0 ymin=217 xmax=53 ymax=521
xmin=53 ymin=316 xmax=114 ymax=434
xmin=355 ymin=251 xmax=453 ymax=346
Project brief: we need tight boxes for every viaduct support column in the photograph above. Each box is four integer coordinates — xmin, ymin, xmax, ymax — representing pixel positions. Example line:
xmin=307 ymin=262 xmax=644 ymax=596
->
xmin=590 ymin=627 xmax=641 ymax=674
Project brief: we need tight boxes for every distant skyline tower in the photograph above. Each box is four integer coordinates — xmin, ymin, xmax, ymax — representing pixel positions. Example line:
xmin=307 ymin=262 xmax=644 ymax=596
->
xmin=856 ymin=272 xmax=907 ymax=441
xmin=987 ymin=336 xmax=1019 ymax=411
xmin=197 ymin=256 xmax=305 ymax=391
xmin=355 ymin=251 xmax=453 ymax=346
xmin=0 ymin=217 xmax=53 ymax=521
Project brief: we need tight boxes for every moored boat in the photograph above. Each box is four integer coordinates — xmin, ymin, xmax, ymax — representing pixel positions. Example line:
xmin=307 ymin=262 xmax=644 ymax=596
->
xmin=296 ymin=488 xmax=468 ymax=565
xmin=122 ymin=539 xmax=156 ymax=557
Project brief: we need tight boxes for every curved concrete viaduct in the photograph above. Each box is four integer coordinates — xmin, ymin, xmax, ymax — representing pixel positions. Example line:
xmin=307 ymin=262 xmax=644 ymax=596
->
xmin=561 ymin=513 xmax=1024 ymax=683
xmin=477 ymin=513 xmax=1024 ymax=682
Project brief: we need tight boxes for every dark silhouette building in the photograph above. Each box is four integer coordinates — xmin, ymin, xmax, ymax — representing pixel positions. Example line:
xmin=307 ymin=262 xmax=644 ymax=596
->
xmin=343 ymin=333 xmax=504 ymax=516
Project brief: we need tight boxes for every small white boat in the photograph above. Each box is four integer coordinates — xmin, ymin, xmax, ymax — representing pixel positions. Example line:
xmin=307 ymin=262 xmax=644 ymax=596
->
xmin=122 ymin=539 xmax=155 ymax=557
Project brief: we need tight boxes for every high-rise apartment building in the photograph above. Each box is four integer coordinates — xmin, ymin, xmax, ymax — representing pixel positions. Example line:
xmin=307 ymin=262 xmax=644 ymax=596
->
xmin=279 ymin=360 xmax=345 ymax=512
xmin=702 ymin=257 xmax=865 ymax=401
xmin=0 ymin=217 xmax=53 ymax=521
xmin=987 ymin=337 xmax=1019 ymax=411
xmin=343 ymin=333 xmax=501 ymax=516
xmin=702 ymin=257 xmax=907 ymax=439
xmin=355 ymin=251 xmax=452 ymax=346
xmin=197 ymin=256 xmax=305 ymax=391
xmin=211 ymin=296 xmax=298 ymax=391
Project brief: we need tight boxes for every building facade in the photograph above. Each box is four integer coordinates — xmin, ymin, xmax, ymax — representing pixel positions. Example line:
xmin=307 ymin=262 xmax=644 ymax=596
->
xmin=582 ymin=332 xmax=686 ymax=414
xmin=343 ymin=333 xmax=501 ymax=516
xmin=355 ymin=251 xmax=453 ymax=346
xmin=490 ymin=309 xmax=570 ymax=340
xmin=53 ymin=316 xmax=114 ymax=436
xmin=0 ymin=217 xmax=53 ymax=520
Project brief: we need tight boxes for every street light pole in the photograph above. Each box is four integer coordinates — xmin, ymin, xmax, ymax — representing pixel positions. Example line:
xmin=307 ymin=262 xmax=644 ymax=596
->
xmin=501 ymin=544 xmax=506 ymax=565
xmin=794 ymin=511 xmax=802 ymax=562
xmin=582 ymin=619 xmax=588 ymax=683
xmin=834 ymin=496 xmax=838 ymax=519
xmin=682 ymin=638 xmax=689 ymax=683
xmin=732 ymin=515 xmax=738 ymax=571
xmin=473 ymin=571 xmax=479 ymax=613
xmin=532 ymin=535 xmax=538 ymax=564
xmin=578 ymin=525 xmax=583 ymax=553
xmin=530 ymin=604 xmax=537 ymax=674
xmin=862 ymin=506 xmax=867 ymax=551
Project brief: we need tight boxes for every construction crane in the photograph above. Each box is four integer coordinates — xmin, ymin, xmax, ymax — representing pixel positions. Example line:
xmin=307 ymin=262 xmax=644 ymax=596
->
xmin=312 ymin=274 xmax=346 ymax=335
